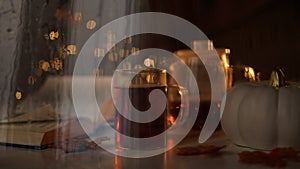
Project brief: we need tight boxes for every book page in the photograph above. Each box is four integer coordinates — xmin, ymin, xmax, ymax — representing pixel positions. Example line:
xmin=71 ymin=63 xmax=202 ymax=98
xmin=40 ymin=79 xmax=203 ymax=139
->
xmin=0 ymin=121 xmax=68 ymax=133
xmin=0 ymin=104 xmax=60 ymax=124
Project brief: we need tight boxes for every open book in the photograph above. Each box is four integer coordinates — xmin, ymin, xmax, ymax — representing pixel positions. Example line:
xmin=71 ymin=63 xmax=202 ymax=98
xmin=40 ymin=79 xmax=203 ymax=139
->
xmin=0 ymin=76 xmax=114 ymax=149
xmin=0 ymin=104 xmax=86 ymax=149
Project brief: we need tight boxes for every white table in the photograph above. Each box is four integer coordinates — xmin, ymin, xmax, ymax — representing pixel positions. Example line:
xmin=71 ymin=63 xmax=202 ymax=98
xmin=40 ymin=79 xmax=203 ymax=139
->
xmin=0 ymin=130 xmax=299 ymax=169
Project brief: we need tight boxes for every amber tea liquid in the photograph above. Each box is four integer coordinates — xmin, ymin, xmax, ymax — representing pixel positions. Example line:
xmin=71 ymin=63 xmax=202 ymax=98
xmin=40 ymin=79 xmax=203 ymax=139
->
xmin=114 ymin=85 xmax=168 ymax=149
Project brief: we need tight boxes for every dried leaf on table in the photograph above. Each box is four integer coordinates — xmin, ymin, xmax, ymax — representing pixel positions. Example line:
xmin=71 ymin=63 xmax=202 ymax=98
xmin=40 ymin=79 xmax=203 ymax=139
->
xmin=270 ymin=147 xmax=300 ymax=160
xmin=238 ymin=147 xmax=300 ymax=168
xmin=176 ymin=145 xmax=226 ymax=156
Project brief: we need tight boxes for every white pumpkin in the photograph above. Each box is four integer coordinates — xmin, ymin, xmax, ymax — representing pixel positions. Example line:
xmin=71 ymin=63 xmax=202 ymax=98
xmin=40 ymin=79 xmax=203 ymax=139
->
xmin=221 ymin=81 xmax=300 ymax=150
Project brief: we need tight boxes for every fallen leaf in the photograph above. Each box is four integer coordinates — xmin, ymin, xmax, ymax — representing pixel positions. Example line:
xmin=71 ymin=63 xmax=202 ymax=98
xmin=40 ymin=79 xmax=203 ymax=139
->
xmin=176 ymin=145 xmax=226 ymax=156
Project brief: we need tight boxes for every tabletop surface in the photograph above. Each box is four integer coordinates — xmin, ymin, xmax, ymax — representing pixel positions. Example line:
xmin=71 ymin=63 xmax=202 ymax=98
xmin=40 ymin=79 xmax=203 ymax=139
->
xmin=0 ymin=129 xmax=299 ymax=169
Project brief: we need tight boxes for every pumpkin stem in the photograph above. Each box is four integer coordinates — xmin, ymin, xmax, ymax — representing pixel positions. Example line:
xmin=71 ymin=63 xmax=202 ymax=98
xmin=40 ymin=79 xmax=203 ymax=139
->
xmin=269 ymin=68 xmax=286 ymax=87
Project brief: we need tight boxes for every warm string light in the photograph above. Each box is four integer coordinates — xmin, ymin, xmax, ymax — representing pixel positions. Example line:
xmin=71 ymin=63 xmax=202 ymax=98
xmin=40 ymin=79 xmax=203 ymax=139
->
xmin=18 ymin=6 xmax=142 ymax=101
xmin=92 ymin=31 xmax=140 ymax=63
xmin=16 ymin=6 xmax=82 ymax=100
xmin=86 ymin=20 xmax=97 ymax=30
xmin=244 ymin=66 xmax=256 ymax=81
xmin=39 ymin=60 xmax=50 ymax=72
xmin=67 ymin=45 xmax=77 ymax=55
xmin=94 ymin=48 xmax=105 ymax=57
xmin=221 ymin=54 xmax=230 ymax=68
xmin=27 ymin=76 xmax=36 ymax=85
xmin=15 ymin=91 xmax=22 ymax=100
xmin=49 ymin=31 xmax=59 ymax=40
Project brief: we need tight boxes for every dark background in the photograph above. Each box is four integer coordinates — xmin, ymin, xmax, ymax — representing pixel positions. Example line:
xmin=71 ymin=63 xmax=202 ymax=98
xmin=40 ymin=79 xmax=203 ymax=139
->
xmin=146 ymin=0 xmax=300 ymax=81
xmin=1 ymin=0 xmax=299 ymax=115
